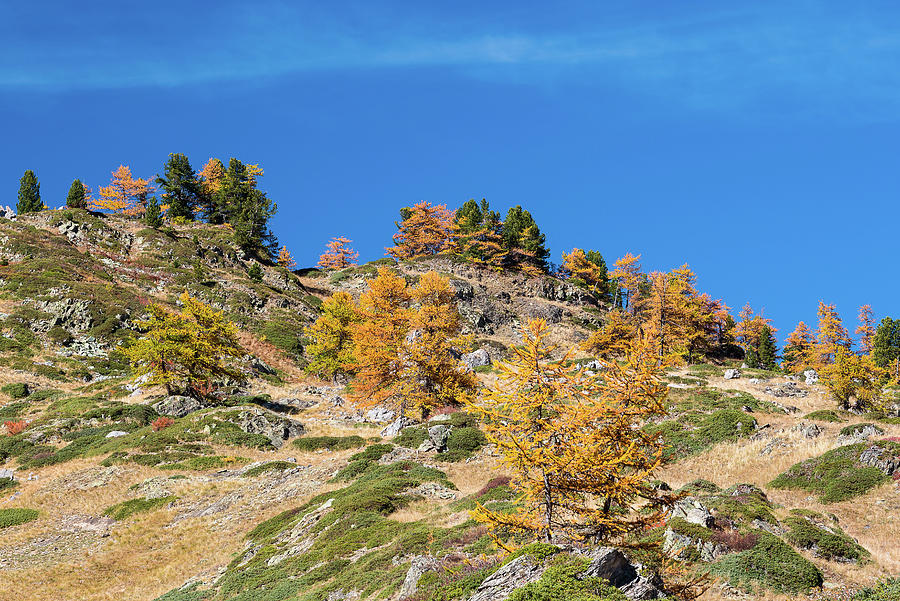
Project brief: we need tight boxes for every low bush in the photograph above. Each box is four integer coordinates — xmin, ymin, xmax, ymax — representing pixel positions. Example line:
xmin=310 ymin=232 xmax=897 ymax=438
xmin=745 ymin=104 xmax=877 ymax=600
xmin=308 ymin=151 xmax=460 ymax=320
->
xmin=0 ymin=507 xmax=39 ymax=528
xmin=770 ymin=441 xmax=900 ymax=503
xmin=152 ymin=417 xmax=175 ymax=431
xmin=0 ymin=383 xmax=28 ymax=399
xmin=104 ymin=495 xmax=176 ymax=520
xmin=436 ymin=427 xmax=487 ymax=462
xmin=243 ymin=461 xmax=297 ymax=477
xmin=783 ymin=516 xmax=869 ymax=562
xmin=805 ymin=409 xmax=846 ymax=423
xmin=711 ymin=532 xmax=823 ymax=593
xmin=4 ymin=420 xmax=27 ymax=435
xmin=293 ymin=435 xmax=366 ymax=452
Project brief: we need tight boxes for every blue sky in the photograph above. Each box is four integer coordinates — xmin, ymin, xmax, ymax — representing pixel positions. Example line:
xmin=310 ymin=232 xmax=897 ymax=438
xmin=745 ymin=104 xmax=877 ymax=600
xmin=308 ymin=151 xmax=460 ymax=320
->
xmin=2 ymin=1 xmax=899 ymax=344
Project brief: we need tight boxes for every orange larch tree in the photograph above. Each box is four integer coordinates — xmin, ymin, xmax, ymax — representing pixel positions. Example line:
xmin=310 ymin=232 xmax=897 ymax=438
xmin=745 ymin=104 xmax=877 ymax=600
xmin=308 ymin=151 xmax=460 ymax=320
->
xmin=469 ymin=319 xmax=669 ymax=544
xmin=814 ymin=301 xmax=851 ymax=367
xmin=856 ymin=304 xmax=876 ymax=356
xmin=277 ymin=245 xmax=297 ymax=271
xmin=581 ymin=309 xmax=637 ymax=361
xmin=386 ymin=201 xmax=455 ymax=259
xmin=734 ymin=303 xmax=777 ymax=360
xmin=782 ymin=321 xmax=815 ymax=372
xmin=198 ymin=158 xmax=226 ymax=196
xmin=350 ymin=268 xmax=474 ymax=418
xmin=90 ymin=165 xmax=154 ymax=214
xmin=610 ymin=252 xmax=643 ymax=313
xmin=318 ymin=236 xmax=359 ymax=270
xmin=561 ymin=248 xmax=607 ymax=295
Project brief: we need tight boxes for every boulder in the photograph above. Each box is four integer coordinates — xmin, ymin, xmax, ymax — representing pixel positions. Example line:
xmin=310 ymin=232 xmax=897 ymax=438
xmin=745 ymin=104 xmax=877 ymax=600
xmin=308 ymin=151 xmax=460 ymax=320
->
xmin=469 ymin=555 xmax=545 ymax=601
xmin=581 ymin=547 xmax=667 ymax=600
xmin=791 ymin=422 xmax=822 ymax=439
xmin=230 ymin=407 xmax=305 ymax=448
xmin=152 ymin=395 xmax=202 ymax=418
xmin=859 ymin=444 xmax=900 ymax=476
xmin=105 ymin=430 xmax=128 ymax=438
xmin=804 ymin=369 xmax=819 ymax=385
xmin=671 ymin=498 xmax=715 ymax=527
xmin=380 ymin=416 xmax=416 ymax=438
xmin=724 ymin=369 xmax=741 ymax=380
xmin=399 ymin=556 xmax=439 ymax=598
xmin=365 ymin=406 xmax=396 ymax=424
xmin=462 ymin=349 xmax=491 ymax=371
xmin=765 ymin=382 xmax=808 ymax=398
xmin=0 ymin=206 xmax=17 ymax=221
xmin=427 ymin=424 xmax=451 ymax=452
xmin=663 ymin=528 xmax=728 ymax=563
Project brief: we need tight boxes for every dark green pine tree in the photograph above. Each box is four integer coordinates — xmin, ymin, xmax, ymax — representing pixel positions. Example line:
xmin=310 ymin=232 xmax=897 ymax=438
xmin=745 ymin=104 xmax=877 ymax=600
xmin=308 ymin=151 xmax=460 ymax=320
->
xmin=871 ymin=317 xmax=900 ymax=374
xmin=500 ymin=205 xmax=550 ymax=272
xmin=218 ymin=159 xmax=278 ymax=258
xmin=66 ymin=179 xmax=87 ymax=209
xmin=16 ymin=170 xmax=42 ymax=213
xmin=143 ymin=196 xmax=163 ymax=228
xmin=757 ymin=325 xmax=778 ymax=370
xmin=156 ymin=153 xmax=201 ymax=220
xmin=454 ymin=198 xmax=503 ymax=263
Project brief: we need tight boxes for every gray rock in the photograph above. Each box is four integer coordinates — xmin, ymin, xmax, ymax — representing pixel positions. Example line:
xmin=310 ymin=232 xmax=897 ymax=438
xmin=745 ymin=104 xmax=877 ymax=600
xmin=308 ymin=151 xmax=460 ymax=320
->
xmin=461 ymin=349 xmax=491 ymax=371
xmin=671 ymin=498 xmax=715 ymax=527
xmin=365 ymin=406 xmax=396 ymax=424
xmin=427 ymin=424 xmax=451 ymax=452
xmin=663 ymin=529 xmax=728 ymax=563
xmin=791 ymin=422 xmax=822 ymax=439
xmin=0 ymin=468 xmax=14 ymax=481
xmin=249 ymin=356 xmax=276 ymax=375
xmin=230 ymin=408 xmax=304 ymax=449
xmin=804 ymin=369 xmax=819 ymax=385
xmin=765 ymin=382 xmax=808 ymax=399
xmin=469 ymin=555 xmax=545 ymax=601
xmin=152 ymin=395 xmax=202 ymax=418
xmin=724 ymin=369 xmax=741 ymax=380
xmin=399 ymin=556 xmax=439 ymax=598
xmin=380 ymin=416 xmax=416 ymax=438
xmin=837 ymin=424 xmax=884 ymax=446
xmin=105 ymin=430 xmax=128 ymax=438
xmin=859 ymin=444 xmax=900 ymax=476
xmin=581 ymin=547 xmax=667 ymax=599
xmin=0 ymin=206 xmax=17 ymax=221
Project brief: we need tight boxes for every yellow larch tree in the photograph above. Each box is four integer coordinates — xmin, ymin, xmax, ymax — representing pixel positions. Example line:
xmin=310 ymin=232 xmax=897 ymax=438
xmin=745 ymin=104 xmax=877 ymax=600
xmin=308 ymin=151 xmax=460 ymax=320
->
xmin=123 ymin=292 xmax=246 ymax=396
xmin=581 ymin=309 xmax=637 ymax=361
xmin=90 ymin=165 xmax=154 ymax=214
xmin=198 ymin=158 xmax=226 ymax=196
xmin=304 ymin=291 xmax=359 ymax=380
xmin=561 ymin=248 xmax=607 ymax=295
xmin=820 ymin=348 xmax=885 ymax=411
xmin=856 ymin=304 xmax=876 ymax=356
xmin=814 ymin=301 xmax=851 ymax=367
xmin=610 ymin=252 xmax=643 ymax=313
xmin=318 ymin=236 xmax=359 ymax=270
xmin=350 ymin=267 xmax=473 ymax=418
xmin=386 ymin=201 xmax=455 ymax=259
xmin=277 ymin=245 xmax=297 ymax=271
xmin=468 ymin=319 xmax=669 ymax=545
xmin=734 ymin=303 xmax=777 ymax=360
xmin=782 ymin=321 xmax=815 ymax=372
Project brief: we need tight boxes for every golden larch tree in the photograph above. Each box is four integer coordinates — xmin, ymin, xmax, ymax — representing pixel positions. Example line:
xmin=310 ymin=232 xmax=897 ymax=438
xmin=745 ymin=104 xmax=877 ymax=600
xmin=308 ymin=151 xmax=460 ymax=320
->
xmin=856 ymin=304 xmax=876 ymax=356
xmin=581 ymin=309 xmax=637 ymax=361
xmin=814 ymin=301 xmax=851 ymax=367
xmin=304 ymin=291 xmax=359 ymax=379
xmin=124 ymin=292 xmax=245 ymax=396
xmin=318 ymin=236 xmax=359 ymax=270
xmin=561 ymin=248 xmax=606 ymax=295
xmin=820 ymin=348 xmax=885 ymax=411
xmin=90 ymin=165 xmax=154 ymax=214
xmin=610 ymin=252 xmax=643 ymax=313
xmin=734 ymin=303 xmax=777 ymax=358
xmin=386 ymin=201 xmax=455 ymax=259
xmin=350 ymin=268 xmax=474 ymax=418
xmin=782 ymin=321 xmax=815 ymax=372
xmin=468 ymin=319 xmax=669 ymax=545
xmin=277 ymin=245 xmax=297 ymax=271
xmin=198 ymin=158 xmax=226 ymax=196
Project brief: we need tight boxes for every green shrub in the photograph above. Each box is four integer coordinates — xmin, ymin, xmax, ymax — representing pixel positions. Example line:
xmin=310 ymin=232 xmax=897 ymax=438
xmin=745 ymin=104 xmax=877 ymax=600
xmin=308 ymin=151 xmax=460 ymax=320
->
xmin=1 ymin=383 xmax=28 ymax=399
xmin=783 ymin=517 xmax=869 ymax=562
xmin=507 ymin=555 xmax=628 ymax=601
xmin=103 ymin=495 xmax=176 ymax=520
xmin=770 ymin=441 xmax=900 ymax=503
xmin=47 ymin=325 xmax=74 ymax=345
xmin=711 ymin=533 xmax=823 ymax=593
xmin=0 ymin=477 xmax=16 ymax=491
xmin=839 ymin=423 xmax=884 ymax=437
xmin=436 ymin=427 xmax=487 ymax=462
xmin=805 ymin=409 xmax=846 ymax=423
xmin=243 ymin=461 xmax=298 ymax=477
xmin=0 ymin=507 xmax=39 ymax=528
xmin=394 ymin=427 xmax=428 ymax=448
xmin=852 ymin=578 xmax=900 ymax=601
xmin=293 ymin=435 xmax=366 ymax=452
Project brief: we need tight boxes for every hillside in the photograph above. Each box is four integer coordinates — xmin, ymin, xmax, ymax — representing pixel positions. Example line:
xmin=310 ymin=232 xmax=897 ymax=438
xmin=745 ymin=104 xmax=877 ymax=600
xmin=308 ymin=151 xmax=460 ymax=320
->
xmin=0 ymin=209 xmax=897 ymax=601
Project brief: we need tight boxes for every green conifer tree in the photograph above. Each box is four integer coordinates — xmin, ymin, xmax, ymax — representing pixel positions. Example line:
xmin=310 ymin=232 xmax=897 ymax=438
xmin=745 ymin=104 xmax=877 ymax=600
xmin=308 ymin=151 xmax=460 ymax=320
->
xmin=156 ymin=153 xmax=200 ymax=220
xmin=757 ymin=325 xmax=778 ymax=370
xmin=144 ymin=196 xmax=163 ymax=228
xmin=872 ymin=317 xmax=900 ymax=376
xmin=66 ymin=179 xmax=87 ymax=209
xmin=501 ymin=205 xmax=549 ymax=272
xmin=16 ymin=170 xmax=42 ymax=213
